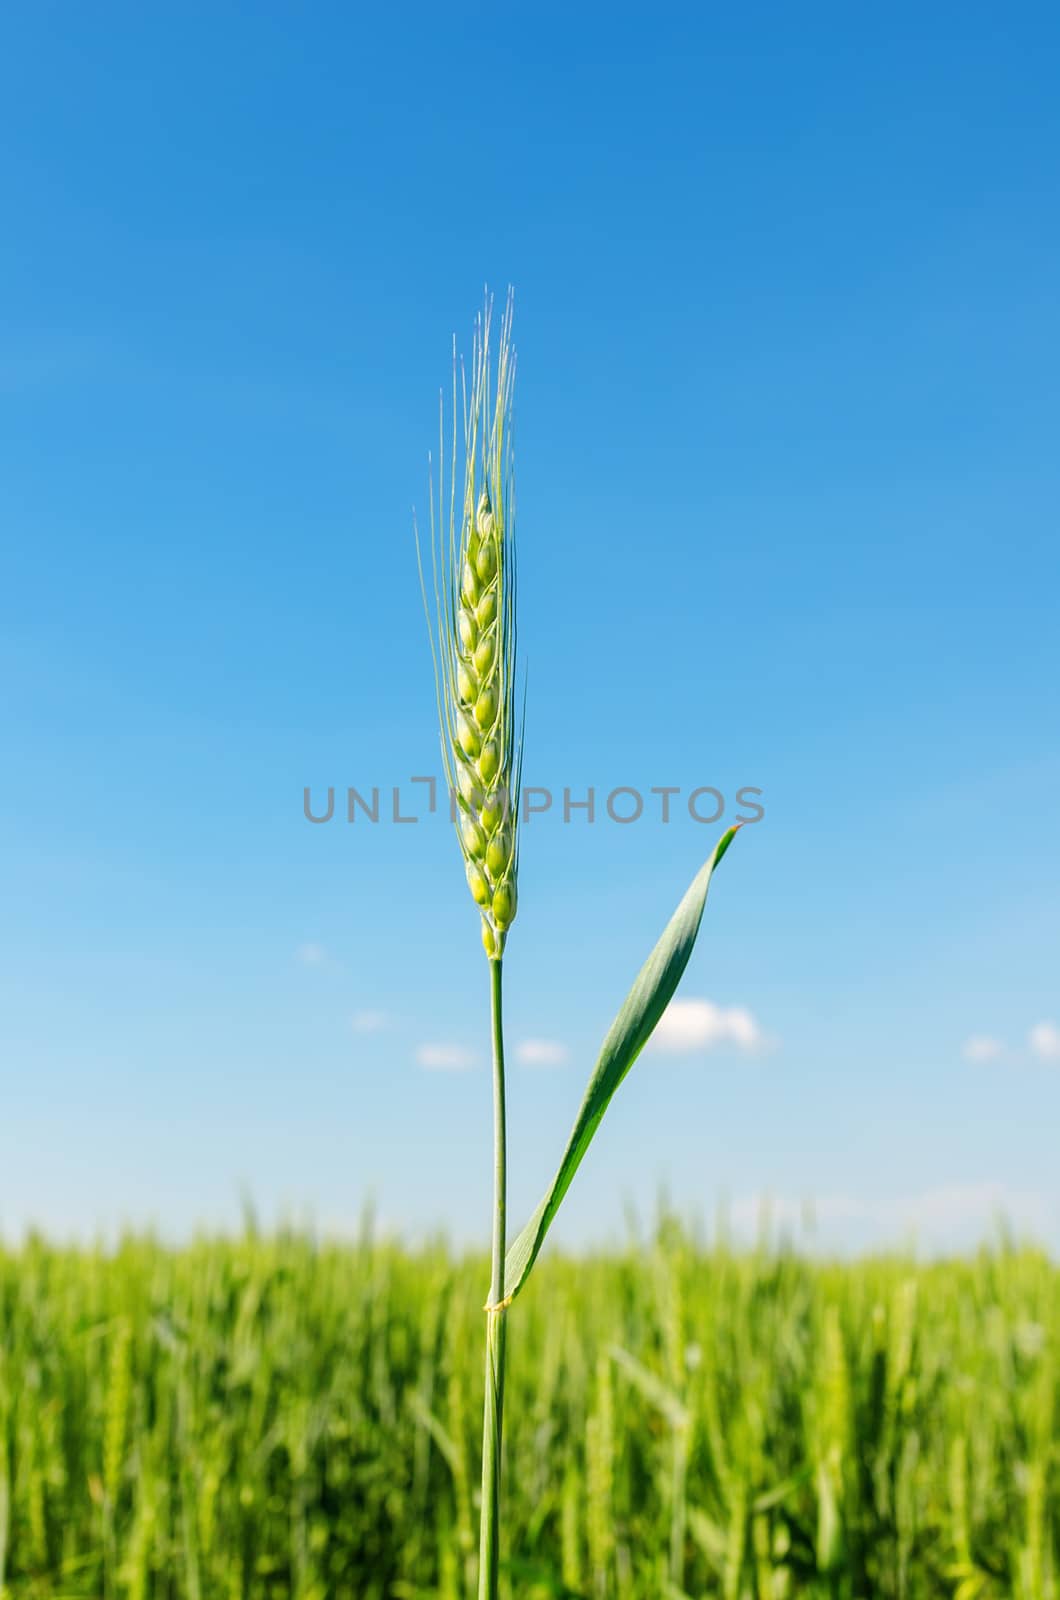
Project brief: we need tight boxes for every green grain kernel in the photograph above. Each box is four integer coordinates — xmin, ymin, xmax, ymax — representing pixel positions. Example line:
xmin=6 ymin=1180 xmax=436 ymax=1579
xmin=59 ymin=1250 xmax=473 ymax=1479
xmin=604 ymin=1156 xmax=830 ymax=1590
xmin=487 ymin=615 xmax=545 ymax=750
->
xmin=474 ymin=685 xmax=497 ymax=730
xmin=456 ymin=711 xmax=481 ymax=760
xmin=461 ymin=813 xmax=486 ymax=861
xmin=457 ymin=660 xmax=478 ymax=705
xmin=486 ymin=827 xmax=511 ymax=879
xmin=475 ymin=537 xmax=497 ymax=583
xmin=466 ymin=860 xmax=490 ymax=906
xmin=491 ymin=878 xmax=517 ymax=930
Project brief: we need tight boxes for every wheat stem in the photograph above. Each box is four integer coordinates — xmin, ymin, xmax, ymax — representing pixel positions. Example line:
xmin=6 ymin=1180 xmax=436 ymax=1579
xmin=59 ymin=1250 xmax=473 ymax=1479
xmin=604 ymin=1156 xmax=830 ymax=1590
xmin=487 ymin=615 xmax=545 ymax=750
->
xmin=478 ymin=955 xmax=508 ymax=1599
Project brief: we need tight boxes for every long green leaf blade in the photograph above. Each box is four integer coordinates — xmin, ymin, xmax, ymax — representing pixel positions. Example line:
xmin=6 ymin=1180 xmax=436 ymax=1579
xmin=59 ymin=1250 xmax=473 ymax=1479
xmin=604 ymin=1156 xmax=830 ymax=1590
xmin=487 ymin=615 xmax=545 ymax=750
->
xmin=495 ymin=824 xmax=741 ymax=1307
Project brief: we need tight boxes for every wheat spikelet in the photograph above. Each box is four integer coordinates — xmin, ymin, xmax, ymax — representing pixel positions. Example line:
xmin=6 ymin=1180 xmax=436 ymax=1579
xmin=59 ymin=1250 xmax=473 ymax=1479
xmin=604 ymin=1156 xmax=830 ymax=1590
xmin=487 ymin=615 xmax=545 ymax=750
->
xmin=418 ymin=292 xmax=521 ymax=959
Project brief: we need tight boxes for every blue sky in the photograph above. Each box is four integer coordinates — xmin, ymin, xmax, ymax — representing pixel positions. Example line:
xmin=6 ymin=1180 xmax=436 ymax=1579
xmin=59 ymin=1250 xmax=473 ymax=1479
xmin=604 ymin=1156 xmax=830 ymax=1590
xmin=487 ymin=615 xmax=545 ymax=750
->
xmin=2 ymin=3 xmax=1058 ymax=1252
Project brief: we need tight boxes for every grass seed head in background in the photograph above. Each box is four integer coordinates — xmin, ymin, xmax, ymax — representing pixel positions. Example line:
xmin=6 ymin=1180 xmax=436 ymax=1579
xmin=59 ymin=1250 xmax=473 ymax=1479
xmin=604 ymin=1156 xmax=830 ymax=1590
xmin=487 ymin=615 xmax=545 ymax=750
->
xmin=418 ymin=293 xmax=521 ymax=960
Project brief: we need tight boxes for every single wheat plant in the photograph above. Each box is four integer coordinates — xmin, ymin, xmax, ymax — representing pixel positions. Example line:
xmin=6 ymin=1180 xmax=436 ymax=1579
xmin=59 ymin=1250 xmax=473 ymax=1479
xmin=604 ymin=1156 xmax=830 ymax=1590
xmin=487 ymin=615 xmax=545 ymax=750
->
xmin=417 ymin=290 xmax=742 ymax=1599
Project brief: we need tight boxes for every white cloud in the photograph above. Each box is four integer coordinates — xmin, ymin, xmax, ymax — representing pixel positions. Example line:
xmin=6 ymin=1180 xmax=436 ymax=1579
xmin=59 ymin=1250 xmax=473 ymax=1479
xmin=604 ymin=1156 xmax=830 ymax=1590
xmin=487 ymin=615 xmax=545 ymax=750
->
xmin=1029 ymin=1021 xmax=1060 ymax=1062
xmin=352 ymin=1010 xmax=388 ymax=1034
xmin=296 ymin=942 xmax=327 ymax=967
xmin=415 ymin=1043 xmax=476 ymax=1072
xmin=516 ymin=1038 xmax=569 ymax=1067
xmin=963 ymin=1034 xmax=1006 ymax=1063
xmin=650 ymin=998 xmax=766 ymax=1056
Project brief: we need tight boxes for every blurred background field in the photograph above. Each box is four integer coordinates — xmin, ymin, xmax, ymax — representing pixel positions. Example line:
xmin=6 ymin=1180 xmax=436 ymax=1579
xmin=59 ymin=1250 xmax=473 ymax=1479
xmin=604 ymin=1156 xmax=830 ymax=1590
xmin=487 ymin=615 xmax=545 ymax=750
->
xmin=1 ymin=1222 xmax=1056 ymax=1599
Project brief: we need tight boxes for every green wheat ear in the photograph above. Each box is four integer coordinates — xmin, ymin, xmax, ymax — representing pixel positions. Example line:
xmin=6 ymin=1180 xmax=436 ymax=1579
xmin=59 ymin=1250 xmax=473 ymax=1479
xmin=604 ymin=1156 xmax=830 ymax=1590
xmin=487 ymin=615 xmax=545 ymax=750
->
xmin=418 ymin=291 xmax=521 ymax=961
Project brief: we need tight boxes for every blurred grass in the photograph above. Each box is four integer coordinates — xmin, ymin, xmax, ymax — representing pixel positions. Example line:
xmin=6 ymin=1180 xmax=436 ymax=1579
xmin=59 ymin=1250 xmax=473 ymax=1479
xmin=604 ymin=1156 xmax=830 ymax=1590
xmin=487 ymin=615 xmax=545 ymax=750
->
xmin=0 ymin=1220 xmax=1057 ymax=1597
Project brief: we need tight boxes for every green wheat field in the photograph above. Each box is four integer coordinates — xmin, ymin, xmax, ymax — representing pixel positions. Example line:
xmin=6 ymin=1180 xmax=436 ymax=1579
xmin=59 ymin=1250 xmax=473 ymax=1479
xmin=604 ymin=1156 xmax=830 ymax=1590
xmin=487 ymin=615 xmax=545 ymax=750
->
xmin=1 ymin=1224 xmax=1056 ymax=1599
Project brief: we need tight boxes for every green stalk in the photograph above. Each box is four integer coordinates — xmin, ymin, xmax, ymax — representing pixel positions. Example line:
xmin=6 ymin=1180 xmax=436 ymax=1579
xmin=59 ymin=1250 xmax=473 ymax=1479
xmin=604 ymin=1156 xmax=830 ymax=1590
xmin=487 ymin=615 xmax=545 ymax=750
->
xmin=478 ymin=956 xmax=508 ymax=1599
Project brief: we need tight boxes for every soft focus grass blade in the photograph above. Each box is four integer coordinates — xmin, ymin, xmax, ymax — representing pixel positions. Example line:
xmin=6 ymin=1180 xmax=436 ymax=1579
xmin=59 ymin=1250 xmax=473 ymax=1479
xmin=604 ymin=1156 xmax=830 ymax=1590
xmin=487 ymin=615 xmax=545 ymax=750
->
xmin=497 ymin=825 xmax=741 ymax=1307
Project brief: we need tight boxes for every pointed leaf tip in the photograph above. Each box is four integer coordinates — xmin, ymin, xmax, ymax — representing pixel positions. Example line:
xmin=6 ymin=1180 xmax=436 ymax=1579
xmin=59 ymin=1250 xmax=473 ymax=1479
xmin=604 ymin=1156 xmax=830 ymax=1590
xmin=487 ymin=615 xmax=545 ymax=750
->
xmin=499 ymin=826 xmax=740 ymax=1305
